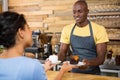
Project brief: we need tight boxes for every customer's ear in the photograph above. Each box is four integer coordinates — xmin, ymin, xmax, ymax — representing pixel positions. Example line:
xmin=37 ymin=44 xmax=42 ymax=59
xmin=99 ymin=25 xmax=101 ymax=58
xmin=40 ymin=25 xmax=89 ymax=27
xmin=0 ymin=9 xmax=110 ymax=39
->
xmin=18 ymin=28 xmax=24 ymax=39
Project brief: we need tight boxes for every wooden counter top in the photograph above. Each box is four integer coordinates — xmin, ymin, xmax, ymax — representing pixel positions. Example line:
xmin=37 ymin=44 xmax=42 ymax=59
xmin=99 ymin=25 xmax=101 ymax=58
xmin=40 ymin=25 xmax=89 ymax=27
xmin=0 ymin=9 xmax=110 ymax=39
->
xmin=46 ymin=71 xmax=120 ymax=80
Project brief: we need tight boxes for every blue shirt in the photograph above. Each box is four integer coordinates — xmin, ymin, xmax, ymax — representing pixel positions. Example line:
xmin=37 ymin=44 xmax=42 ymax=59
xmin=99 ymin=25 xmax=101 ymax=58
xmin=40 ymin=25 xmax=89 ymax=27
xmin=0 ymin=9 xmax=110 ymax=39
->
xmin=0 ymin=56 xmax=47 ymax=80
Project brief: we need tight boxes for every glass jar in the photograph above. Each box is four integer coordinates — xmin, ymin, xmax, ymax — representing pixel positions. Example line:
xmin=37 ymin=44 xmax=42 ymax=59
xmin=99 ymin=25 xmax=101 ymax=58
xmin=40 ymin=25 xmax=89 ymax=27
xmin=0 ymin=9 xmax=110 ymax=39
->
xmin=115 ymin=55 xmax=120 ymax=66
xmin=54 ymin=44 xmax=60 ymax=54
xmin=106 ymin=50 xmax=113 ymax=59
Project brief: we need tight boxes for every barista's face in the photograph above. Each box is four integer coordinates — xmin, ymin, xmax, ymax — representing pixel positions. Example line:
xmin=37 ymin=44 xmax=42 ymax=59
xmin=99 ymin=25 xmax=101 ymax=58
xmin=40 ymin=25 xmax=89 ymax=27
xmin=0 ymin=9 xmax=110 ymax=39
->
xmin=73 ymin=2 xmax=89 ymax=24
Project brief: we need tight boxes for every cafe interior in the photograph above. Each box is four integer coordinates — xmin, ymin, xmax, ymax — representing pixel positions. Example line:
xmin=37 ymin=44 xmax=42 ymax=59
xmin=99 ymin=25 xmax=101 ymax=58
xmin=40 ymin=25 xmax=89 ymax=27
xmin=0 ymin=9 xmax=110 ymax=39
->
xmin=0 ymin=0 xmax=120 ymax=80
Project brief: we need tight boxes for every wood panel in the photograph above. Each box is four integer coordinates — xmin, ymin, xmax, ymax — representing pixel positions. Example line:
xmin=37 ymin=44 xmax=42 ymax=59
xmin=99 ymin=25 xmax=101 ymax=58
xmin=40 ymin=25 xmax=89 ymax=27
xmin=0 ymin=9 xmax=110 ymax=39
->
xmin=25 ymin=15 xmax=48 ymax=22
xmin=18 ymin=10 xmax=53 ymax=15
xmin=107 ymin=29 xmax=120 ymax=40
xmin=9 ymin=5 xmax=40 ymax=12
xmin=9 ymin=0 xmax=43 ymax=5
xmin=28 ymin=22 xmax=43 ymax=28
xmin=43 ymin=17 xmax=61 ymax=23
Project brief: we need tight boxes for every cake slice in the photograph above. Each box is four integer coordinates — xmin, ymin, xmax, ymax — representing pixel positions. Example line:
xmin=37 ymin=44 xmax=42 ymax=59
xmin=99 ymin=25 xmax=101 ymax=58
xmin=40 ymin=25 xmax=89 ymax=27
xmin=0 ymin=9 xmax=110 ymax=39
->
xmin=70 ymin=55 xmax=79 ymax=64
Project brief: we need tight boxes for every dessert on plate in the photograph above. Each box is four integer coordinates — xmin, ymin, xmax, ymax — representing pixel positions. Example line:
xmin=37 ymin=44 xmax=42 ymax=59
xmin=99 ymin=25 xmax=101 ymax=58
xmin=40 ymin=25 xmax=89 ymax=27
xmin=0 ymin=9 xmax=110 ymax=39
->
xmin=70 ymin=55 xmax=79 ymax=64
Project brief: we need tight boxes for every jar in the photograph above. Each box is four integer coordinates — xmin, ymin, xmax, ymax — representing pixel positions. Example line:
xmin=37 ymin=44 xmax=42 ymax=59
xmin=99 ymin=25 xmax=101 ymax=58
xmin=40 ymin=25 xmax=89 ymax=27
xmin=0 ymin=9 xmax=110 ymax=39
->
xmin=106 ymin=50 xmax=113 ymax=59
xmin=115 ymin=55 xmax=120 ymax=66
xmin=54 ymin=44 xmax=60 ymax=54
xmin=51 ymin=33 xmax=59 ymax=50
xmin=43 ymin=43 xmax=52 ymax=60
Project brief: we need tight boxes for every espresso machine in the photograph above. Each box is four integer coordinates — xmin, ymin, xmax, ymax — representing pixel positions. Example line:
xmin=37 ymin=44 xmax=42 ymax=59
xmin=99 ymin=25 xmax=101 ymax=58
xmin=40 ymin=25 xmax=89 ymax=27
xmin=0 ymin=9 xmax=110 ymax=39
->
xmin=42 ymin=33 xmax=53 ymax=60
xmin=25 ymin=30 xmax=44 ymax=59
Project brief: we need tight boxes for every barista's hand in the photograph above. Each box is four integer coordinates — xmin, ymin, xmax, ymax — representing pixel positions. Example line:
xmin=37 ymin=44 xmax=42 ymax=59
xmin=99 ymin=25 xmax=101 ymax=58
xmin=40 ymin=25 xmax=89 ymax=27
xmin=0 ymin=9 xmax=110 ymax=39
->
xmin=82 ymin=59 xmax=90 ymax=66
xmin=44 ymin=59 xmax=55 ymax=72
xmin=78 ymin=59 xmax=89 ymax=70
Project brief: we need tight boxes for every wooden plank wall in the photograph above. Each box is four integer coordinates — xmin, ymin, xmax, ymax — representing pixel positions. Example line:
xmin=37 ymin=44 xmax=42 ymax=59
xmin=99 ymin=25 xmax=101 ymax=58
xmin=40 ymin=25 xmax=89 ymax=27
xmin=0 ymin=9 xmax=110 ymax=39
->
xmin=8 ymin=0 xmax=120 ymax=54
xmin=8 ymin=0 xmax=76 ymax=32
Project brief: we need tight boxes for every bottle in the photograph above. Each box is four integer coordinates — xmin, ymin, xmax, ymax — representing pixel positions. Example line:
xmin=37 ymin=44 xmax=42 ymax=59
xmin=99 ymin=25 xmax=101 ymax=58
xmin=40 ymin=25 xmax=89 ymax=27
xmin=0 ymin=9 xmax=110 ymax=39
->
xmin=47 ymin=42 xmax=52 ymax=55
xmin=51 ymin=32 xmax=59 ymax=51
xmin=115 ymin=54 xmax=120 ymax=66
xmin=43 ymin=43 xmax=52 ymax=60
xmin=106 ymin=49 xmax=113 ymax=59
xmin=54 ymin=43 xmax=60 ymax=54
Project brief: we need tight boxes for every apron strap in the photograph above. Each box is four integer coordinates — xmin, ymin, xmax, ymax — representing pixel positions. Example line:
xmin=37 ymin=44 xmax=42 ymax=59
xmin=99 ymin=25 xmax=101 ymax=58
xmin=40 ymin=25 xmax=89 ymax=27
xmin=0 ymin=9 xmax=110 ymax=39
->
xmin=88 ymin=21 xmax=93 ymax=36
xmin=70 ymin=20 xmax=93 ymax=37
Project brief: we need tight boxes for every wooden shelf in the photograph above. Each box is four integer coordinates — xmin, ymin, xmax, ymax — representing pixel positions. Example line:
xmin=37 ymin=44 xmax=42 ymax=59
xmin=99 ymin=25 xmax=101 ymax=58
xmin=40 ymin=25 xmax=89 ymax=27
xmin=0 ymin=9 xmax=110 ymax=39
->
xmin=89 ymin=12 xmax=120 ymax=16
xmin=108 ymin=39 xmax=120 ymax=45
xmin=105 ymin=27 xmax=120 ymax=29
xmin=109 ymin=38 xmax=120 ymax=41
xmin=108 ymin=41 xmax=120 ymax=45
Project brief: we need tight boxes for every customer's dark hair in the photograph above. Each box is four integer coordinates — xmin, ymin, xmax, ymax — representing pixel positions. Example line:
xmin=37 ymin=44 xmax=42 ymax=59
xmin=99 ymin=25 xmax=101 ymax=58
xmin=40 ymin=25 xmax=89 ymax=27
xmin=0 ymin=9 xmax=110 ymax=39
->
xmin=0 ymin=11 xmax=27 ymax=48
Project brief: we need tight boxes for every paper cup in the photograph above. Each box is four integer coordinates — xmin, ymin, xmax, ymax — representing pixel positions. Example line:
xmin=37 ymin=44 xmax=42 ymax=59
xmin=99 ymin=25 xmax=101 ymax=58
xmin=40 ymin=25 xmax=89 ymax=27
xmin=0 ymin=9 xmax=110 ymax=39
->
xmin=49 ymin=55 xmax=58 ymax=64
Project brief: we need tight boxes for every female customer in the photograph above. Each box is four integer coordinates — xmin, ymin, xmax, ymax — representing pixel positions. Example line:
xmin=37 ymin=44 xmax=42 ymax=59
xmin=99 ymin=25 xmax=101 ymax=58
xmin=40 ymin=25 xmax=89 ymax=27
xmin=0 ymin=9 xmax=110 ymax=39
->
xmin=0 ymin=11 xmax=74 ymax=80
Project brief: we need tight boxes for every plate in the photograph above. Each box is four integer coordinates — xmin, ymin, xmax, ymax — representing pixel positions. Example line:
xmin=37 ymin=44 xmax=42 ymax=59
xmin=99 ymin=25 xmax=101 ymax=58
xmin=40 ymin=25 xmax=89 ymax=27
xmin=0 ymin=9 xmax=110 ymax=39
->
xmin=76 ymin=61 xmax=85 ymax=66
xmin=66 ymin=61 xmax=85 ymax=66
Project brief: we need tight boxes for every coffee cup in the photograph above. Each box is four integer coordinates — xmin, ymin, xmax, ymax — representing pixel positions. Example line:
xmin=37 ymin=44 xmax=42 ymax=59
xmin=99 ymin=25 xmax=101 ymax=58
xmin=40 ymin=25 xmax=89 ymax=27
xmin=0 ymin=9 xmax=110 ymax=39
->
xmin=49 ymin=55 xmax=58 ymax=64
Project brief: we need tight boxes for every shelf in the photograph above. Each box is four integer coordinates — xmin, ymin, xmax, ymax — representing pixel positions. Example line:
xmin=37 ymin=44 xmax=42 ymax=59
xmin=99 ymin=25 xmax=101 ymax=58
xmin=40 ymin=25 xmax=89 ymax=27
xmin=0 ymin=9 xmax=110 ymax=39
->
xmin=109 ymin=38 xmax=120 ymax=41
xmin=100 ymin=69 xmax=120 ymax=77
xmin=108 ymin=41 xmax=120 ymax=45
xmin=105 ymin=27 xmax=120 ymax=29
xmin=89 ymin=12 xmax=120 ymax=16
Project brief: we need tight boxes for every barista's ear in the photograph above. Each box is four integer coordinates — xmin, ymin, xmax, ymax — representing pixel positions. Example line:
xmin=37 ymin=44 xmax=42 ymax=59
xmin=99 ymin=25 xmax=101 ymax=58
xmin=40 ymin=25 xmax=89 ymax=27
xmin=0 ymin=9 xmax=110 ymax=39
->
xmin=18 ymin=28 xmax=24 ymax=39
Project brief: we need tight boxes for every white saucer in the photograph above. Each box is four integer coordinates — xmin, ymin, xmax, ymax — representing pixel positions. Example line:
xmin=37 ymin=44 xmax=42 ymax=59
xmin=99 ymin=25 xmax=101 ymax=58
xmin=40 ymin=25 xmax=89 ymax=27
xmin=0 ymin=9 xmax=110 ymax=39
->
xmin=66 ymin=61 xmax=85 ymax=66
xmin=76 ymin=61 xmax=85 ymax=66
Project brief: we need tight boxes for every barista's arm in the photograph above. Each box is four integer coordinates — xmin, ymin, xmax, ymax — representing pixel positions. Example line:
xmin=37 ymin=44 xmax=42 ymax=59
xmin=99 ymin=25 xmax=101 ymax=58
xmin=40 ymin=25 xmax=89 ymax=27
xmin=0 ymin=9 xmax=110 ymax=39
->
xmin=83 ymin=43 xmax=107 ymax=66
xmin=58 ymin=43 xmax=69 ymax=61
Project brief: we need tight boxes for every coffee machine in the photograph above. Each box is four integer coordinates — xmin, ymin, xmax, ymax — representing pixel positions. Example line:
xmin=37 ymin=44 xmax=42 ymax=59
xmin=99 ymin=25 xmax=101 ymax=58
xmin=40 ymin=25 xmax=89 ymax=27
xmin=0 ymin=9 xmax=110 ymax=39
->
xmin=42 ymin=33 xmax=53 ymax=60
xmin=25 ymin=30 xmax=44 ymax=59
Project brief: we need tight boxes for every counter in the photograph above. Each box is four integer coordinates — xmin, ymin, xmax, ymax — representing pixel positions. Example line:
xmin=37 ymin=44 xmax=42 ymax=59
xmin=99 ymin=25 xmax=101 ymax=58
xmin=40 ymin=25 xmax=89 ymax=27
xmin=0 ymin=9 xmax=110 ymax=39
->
xmin=39 ymin=60 xmax=120 ymax=77
xmin=46 ymin=71 xmax=120 ymax=80
xmin=100 ymin=65 xmax=120 ymax=77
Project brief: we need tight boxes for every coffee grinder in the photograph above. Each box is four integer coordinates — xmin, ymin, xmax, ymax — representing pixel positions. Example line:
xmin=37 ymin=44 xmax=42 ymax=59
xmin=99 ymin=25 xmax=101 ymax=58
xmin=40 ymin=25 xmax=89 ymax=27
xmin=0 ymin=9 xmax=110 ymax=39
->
xmin=42 ymin=34 xmax=53 ymax=60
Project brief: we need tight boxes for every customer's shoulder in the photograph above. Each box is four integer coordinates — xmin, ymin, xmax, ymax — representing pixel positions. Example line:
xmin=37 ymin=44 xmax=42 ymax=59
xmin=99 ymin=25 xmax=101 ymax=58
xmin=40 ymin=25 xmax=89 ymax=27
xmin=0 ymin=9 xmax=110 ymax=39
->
xmin=20 ymin=57 xmax=40 ymax=64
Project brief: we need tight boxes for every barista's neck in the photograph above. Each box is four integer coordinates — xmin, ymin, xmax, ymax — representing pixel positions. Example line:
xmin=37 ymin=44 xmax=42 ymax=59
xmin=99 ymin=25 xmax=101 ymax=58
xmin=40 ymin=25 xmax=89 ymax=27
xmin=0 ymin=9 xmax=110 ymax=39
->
xmin=76 ymin=20 xmax=89 ymax=27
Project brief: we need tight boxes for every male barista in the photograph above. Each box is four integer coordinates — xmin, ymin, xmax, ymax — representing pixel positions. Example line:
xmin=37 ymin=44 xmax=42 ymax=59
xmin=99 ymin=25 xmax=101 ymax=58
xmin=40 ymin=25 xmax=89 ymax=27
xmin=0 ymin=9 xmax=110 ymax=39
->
xmin=58 ymin=0 xmax=109 ymax=74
